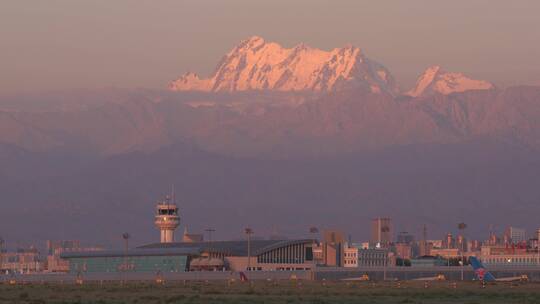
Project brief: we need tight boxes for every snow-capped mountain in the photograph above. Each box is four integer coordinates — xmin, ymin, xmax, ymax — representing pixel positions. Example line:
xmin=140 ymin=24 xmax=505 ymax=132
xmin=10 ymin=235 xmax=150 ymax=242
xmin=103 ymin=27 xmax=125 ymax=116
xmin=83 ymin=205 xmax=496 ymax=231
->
xmin=169 ymin=36 xmax=399 ymax=95
xmin=407 ymin=65 xmax=494 ymax=97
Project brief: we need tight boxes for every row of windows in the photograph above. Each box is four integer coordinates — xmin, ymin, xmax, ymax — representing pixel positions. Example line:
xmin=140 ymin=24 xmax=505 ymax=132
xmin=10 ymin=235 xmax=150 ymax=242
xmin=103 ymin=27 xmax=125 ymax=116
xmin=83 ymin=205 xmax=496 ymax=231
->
xmin=484 ymin=257 xmax=540 ymax=264
xmin=68 ymin=256 xmax=188 ymax=273
xmin=257 ymin=244 xmax=309 ymax=264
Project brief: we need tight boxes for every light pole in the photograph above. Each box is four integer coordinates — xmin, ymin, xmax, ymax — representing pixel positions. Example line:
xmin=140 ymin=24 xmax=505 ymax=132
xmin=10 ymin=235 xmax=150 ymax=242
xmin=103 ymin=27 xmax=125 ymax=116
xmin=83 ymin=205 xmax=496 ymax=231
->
xmin=309 ymin=227 xmax=319 ymax=280
xmin=458 ymin=223 xmax=467 ymax=281
xmin=245 ymin=228 xmax=254 ymax=278
xmin=205 ymin=228 xmax=215 ymax=243
xmin=537 ymin=228 xmax=540 ymax=268
xmin=122 ymin=233 xmax=130 ymax=253
xmin=0 ymin=237 xmax=4 ymax=269
xmin=121 ymin=233 xmax=130 ymax=284
xmin=122 ymin=233 xmax=130 ymax=271
xmin=205 ymin=228 xmax=215 ymax=258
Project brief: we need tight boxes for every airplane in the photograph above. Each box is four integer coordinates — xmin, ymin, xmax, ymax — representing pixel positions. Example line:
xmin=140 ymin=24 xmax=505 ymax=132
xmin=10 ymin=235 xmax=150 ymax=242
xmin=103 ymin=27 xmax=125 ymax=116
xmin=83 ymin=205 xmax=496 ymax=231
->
xmin=469 ymin=256 xmax=528 ymax=282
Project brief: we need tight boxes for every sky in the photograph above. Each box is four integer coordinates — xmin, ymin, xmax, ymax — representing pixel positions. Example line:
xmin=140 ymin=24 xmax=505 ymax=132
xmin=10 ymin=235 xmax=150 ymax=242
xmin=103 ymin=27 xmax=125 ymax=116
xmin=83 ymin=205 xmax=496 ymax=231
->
xmin=1 ymin=0 xmax=540 ymax=94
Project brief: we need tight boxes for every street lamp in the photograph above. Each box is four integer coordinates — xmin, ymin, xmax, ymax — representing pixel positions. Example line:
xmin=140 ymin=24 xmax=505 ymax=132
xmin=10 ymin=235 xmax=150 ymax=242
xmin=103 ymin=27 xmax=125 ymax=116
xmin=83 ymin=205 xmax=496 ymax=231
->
xmin=244 ymin=228 xmax=254 ymax=275
xmin=205 ymin=228 xmax=216 ymax=243
xmin=205 ymin=228 xmax=216 ymax=259
xmin=458 ymin=223 xmax=467 ymax=281
xmin=121 ymin=233 xmax=130 ymax=282
xmin=0 ymin=237 xmax=4 ymax=268
xmin=309 ymin=227 xmax=319 ymax=280
xmin=122 ymin=233 xmax=130 ymax=253
xmin=536 ymin=228 xmax=540 ymax=267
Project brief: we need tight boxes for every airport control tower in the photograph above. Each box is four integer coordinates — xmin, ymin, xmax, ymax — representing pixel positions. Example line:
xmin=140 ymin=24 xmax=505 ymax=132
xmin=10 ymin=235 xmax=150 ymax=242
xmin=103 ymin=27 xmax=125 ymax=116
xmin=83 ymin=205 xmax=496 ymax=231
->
xmin=154 ymin=195 xmax=180 ymax=243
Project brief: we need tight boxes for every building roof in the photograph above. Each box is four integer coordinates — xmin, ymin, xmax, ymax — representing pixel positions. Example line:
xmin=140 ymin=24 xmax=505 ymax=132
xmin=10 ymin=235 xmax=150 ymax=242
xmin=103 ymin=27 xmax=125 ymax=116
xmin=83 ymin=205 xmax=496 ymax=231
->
xmin=60 ymin=247 xmax=200 ymax=259
xmin=138 ymin=239 xmax=314 ymax=257
xmin=61 ymin=239 xmax=314 ymax=259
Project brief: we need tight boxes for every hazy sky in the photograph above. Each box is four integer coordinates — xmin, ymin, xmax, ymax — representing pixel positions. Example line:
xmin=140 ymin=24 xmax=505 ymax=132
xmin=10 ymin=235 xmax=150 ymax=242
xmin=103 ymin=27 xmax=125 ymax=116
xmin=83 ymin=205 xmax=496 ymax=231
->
xmin=1 ymin=0 xmax=539 ymax=94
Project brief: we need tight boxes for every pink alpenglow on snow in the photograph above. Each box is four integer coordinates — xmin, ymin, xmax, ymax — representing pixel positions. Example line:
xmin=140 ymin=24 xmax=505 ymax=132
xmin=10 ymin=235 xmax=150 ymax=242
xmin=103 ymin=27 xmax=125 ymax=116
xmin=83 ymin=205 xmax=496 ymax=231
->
xmin=169 ymin=36 xmax=399 ymax=95
xmin=407 ymin=65 xmax=494 ymax=97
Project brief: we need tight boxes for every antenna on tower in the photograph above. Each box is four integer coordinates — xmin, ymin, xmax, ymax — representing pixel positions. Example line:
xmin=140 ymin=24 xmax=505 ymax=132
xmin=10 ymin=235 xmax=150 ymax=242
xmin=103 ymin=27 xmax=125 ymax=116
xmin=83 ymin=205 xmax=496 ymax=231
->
xmin=171 ymin=184 xmax=175 ymax=205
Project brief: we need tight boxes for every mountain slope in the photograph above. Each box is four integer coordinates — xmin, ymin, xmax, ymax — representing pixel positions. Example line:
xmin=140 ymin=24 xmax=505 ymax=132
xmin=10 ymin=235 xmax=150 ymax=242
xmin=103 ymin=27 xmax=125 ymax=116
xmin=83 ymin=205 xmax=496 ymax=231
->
xmin=407 ymin=66 xmax=494 ymax=97
xmin=169 ymin=36 xmax=399 ymax=95
xmin=1 ymin=86 xmax=540 ymax=158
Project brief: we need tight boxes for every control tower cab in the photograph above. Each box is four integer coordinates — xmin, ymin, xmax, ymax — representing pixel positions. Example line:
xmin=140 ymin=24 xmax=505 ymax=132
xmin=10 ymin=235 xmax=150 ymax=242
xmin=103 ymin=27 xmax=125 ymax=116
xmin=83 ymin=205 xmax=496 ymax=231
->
xmin=154 ymin=196 xmax=180 ymax=243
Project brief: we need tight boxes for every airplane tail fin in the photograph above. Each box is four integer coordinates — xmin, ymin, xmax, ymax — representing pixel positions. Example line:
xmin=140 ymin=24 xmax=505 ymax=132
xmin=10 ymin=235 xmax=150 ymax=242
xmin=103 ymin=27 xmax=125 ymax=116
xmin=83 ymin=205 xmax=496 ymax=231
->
xmin=469 ymin=257 xmax=496 ymax=282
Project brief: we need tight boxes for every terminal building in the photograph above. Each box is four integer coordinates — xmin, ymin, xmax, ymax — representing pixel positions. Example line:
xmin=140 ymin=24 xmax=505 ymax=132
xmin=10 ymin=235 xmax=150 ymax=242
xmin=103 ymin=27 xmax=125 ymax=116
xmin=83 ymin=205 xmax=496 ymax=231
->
xmin=61 ymin=194 xmax=316 ymax=274
xmin=63 ymin=239 xmax=316 ymax=274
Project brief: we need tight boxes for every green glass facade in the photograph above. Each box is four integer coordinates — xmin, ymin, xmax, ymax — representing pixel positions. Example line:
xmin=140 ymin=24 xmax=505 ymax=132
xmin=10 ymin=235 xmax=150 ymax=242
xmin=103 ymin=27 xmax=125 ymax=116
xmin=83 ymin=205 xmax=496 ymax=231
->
xmin=68 ymin=255 xmax=188 ymax=274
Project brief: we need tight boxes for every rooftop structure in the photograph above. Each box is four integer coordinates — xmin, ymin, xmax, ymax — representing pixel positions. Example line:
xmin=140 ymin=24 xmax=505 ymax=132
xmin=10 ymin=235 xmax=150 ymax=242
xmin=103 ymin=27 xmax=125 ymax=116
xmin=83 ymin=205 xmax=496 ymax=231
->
xmin=371 ymin=218 xmax=392 ymax=248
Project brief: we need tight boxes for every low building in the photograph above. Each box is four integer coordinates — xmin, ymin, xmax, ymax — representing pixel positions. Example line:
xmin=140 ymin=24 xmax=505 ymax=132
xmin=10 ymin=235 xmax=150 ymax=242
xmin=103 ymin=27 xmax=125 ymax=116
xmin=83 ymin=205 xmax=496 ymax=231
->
xmin=356 ymin=248 xmax=389 ymax=267
xmin=62 ymin=239 xmax=316 ymax=274
xmin=1 ymin=248 xmax=43 ymax=274
xmin=395 ymin=243 xmax=412 ymax=260
xmin=430 ymin=248 xmax=460 ymax=258
xmin=46 ymin=240 xmax=103 ymax=272
xmin=63 ymin=248 xmax=194 ymax=274
xmin=480 ymin=245 xmax=540 ymax=266
xmin=343 ymin=245 xmax=358 ymax=268
xmin=410 ymin=256 xmax=447 ymax=267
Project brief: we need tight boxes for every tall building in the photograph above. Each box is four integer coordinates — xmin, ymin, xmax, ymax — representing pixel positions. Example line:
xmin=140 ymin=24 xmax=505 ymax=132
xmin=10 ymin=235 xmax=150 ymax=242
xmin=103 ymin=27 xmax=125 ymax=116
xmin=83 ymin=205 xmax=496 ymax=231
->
xmin=154 ymin=195 xmax=180 ymax=243
xmin=504 ymin=227 xmax=527 ymax=244
xmin=444 ymin=233 xmax=455 ymax=249
xmin=418 ymin=224 xmax=429 ymax=257
xmin=371 ymin=218 xmax=392 ymax=247
xmin=322 ymin=230 xmax=345 ymax=267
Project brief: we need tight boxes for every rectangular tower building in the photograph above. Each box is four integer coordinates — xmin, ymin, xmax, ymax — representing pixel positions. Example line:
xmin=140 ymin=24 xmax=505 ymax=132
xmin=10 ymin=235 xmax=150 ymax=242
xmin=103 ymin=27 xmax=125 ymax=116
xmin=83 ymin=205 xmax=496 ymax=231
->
xmin=371 ymin=218 xmax=392 ymax=247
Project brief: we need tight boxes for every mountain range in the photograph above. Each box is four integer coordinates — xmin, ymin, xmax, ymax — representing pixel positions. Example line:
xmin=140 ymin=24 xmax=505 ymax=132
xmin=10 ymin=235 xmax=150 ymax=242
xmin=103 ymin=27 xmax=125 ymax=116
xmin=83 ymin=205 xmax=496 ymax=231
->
xmin=170 ymin=36 xmax=494 ymax=98
xmin=1 ymin=37 xmax=539 ymax=246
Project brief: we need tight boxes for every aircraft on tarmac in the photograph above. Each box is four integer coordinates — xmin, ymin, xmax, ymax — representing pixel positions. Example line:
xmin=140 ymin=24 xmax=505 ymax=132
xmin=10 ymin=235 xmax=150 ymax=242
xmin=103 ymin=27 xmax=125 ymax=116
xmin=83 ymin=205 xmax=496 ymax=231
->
xmin=469 ymin=256 xmax=528 ymax=282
